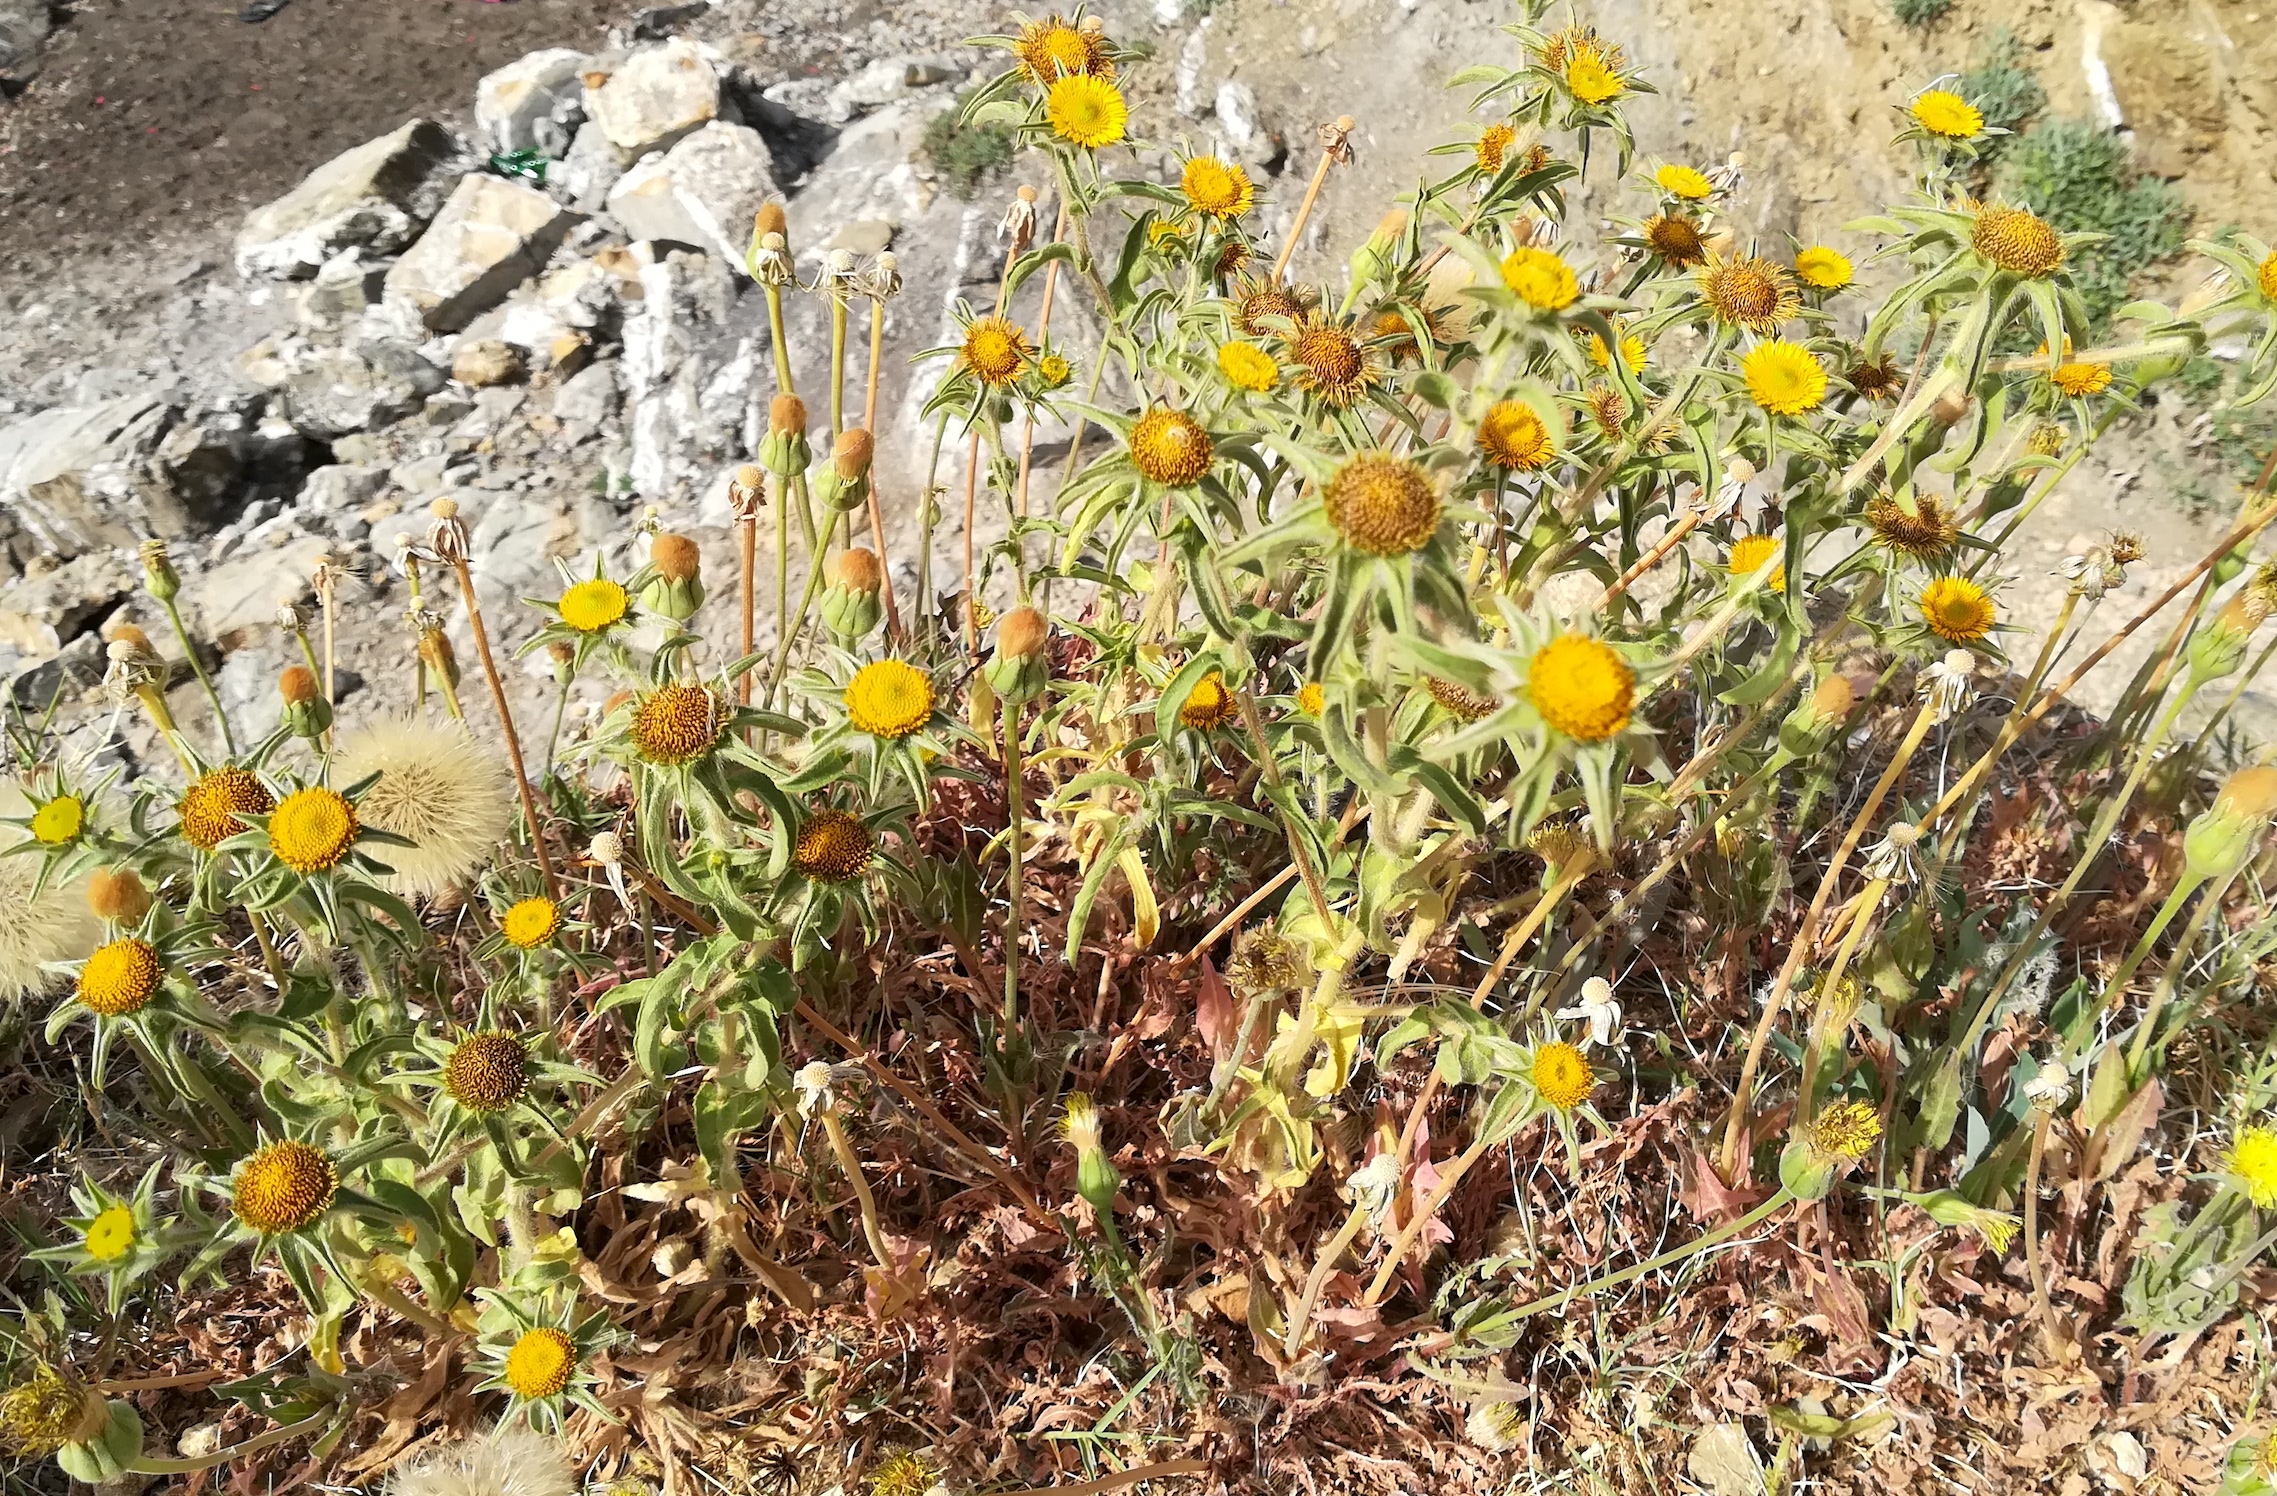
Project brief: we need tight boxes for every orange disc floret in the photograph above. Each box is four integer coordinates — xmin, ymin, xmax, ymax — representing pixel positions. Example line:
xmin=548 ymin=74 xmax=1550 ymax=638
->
xmin=230 ymin=1140 xmax=338 ymax=1235
xmin=793 ymin=809 xmax=875 ymax=883
xmin=1128 ymin=408 xmax=1215 ymax=486
xmin=503 ymin=1327 xmax=578 ymax=1399
xmin=846 ymin=660 xmax=936 ymax=740
xmin=1528 ymin=634 xmax=1636 ymax=742
xmin=500 ymin=896 xmax=561 ymax=949
xmin=1324 ymin=453 xmax=1441 ymax=557
xmin=1532 ymin=1041 xmax=1596 ymax=1108
xmin=443 ymin=1032 xmax=530 ymax=1113
xmin=1178 ymin=671 xmax=1238 ymax=731
xmin=631 ymin=683 xmax=723 ymax=765
xmin=178 ymin=766 xmax=274 ymax=851
xmin=1972 ymin=204 xmax=2064 ymax=278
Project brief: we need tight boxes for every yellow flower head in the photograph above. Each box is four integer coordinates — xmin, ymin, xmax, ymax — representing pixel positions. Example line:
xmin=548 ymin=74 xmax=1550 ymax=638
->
xmin=1500 ymin=246 xmax=1579 ymax=311
xmin=847 ymin=660 xmax=936 ymax=740
xmin=1794 ymin=245 xmax=1853 ymax=291
xmin=83 ymin=1205 xmax=136 ymax=1263
xmin=1807 ymin=1099 xmax=1883 ymax=1162
xmin=557 ymin=577 xmax=629 ymax=634
xmin=1562 ymin=40 xmax=1626 ymax=105
xmin=1180 ymin=155 xmax=1254 ymax=219
xmin=870 ymin=1449 xmax=939 ymax=1496
xmin=1972 ymin=203 xmax=2064 ymax=277
xmin=1584 ymin=324 xmax=1647 ymax=371
xmin=1910 ymin=89 xmax=1984 ymax=140
xmin=0 ymin=1364 xmax=87 ymax=1458
xmin=1700 ymin=253 xmax=1800 ymax=332
xmin=1216 ymin=340 xmax=1279 ymax=392
xmin=1532 ymin=1041 xmax=1595 ymax=1108
xmin=1128 ymin=407 xmax=1215 ymax=486
xmin=1013 ymin=15 xmax=1112 ymax=82
xmin=269 ymin=787 xmax=359 ymax=874
xmin=1476 ymin=122 xmax=1517 ymax=174
xmin=503 ymin=1327 xmax=577 ymax=1400
xmin=1476 ymin=400 xmax=1557 ymax=471
xmin=2260 ymin=252 xmax=2277 ymax=303
xmin=1293 ymin=682 xmax=1325 ymax=717
xmin=1046 ymin=73 xmax=1127 ymax=150
xmin=1654 ymin=164 xmax=1713 ymax=200
xmin=794 ymin=808 xmax=875 ymax=883
xmin=1287 ymin=311 xmax=1376 ymax=408
xmin=1528 ymin=634 xmax=1635 ymax=742
xmin=1742 ymin=339 xmax=1829 ymax=417
xmin=444 ymin=1032 xmax=530 ymax=1113
xmin=1727 ymin=533 xmax=1786 ymax=594
xmin=1324 ymin=452 xmax=1441 ymax=557
xmin=77 ymin=937 xmax=160 ymax=1018
xmin=1178 ymin=671 xmax=1237 ymax=731
xmin=230 ymin=1139 xmax=337 ymax=1235
xmin=178 ymin=766 xmax=273 ymax=852
xmin=2227 ymin=1125 xmax=2277 ymax=1209
xmin=960 ymin=316 xmax=1033 ymax=386
xmin=631 ymin=682 xmax=723 ymax=765
xmin=1919 ymin=575 xmax=1996 ymax=643
xmin=1036 ymin=351 xmax=1073 ymax=387
xmin=29 ymin=795 xmax=83 ymax=845
xmin=2052 ymin=362 xmax=2112 ymax=397
xmin=1643 ymin=213 xmax=1706 ymax=268
xmin=501 ymin=896 xmax=560 ymax=950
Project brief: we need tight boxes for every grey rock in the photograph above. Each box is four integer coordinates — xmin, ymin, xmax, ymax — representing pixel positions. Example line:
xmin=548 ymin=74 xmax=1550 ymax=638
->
xmin=451 ymin=339 xmax=527 ymax=387
xmin=476 ymin=48 xmax=591 ymax=157
xmin=297 ymin=249 xmax=386 ymax=331
xmin=823 ymin=54 xmax=960 ymax=124
xmin=0 ymin=0 xmax=51 ymax=77
xmin=184 ymin=533 xmax=333 ymax=644
xmin=828 ymin=219 xmax=897 ymax=256
xmin=587 ymin=39 xmax=719 ymax=158
xmin=5 ymin=632 xmax=103 ymax=713
xmin=606 ymin=121 xmax=778 ymax=266
xmin=0 ymin=395 xmax=254 ymax=559
xmin=1214 ymin=81 xmax=1285 ymax=174
xmin=0 ymin=552 xmax=135 ymax=658
xmin=382 ymin=175 xmax=576 ymax=333
xmin=299 ymin=464 xmax=389 ymax=513
xmin=556 ymin=121 xmax=631 ymax=213
xmin=550 ymin=360 xmax=621 ymax=438
xmin=234 ymin=119 xmax=469 ymax=280
xmin=391 ymin=452 xmax=454 ymax=495
xmin=624 ymin=0 xmax=710 ymax=41
xmin=270 ymin=341 xmax=446 ymax=439
xmin=621 ymin=249 xmax=749 ymax=499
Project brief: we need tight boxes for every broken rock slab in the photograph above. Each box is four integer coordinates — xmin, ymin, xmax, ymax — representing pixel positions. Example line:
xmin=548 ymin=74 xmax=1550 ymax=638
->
xmin=0 ymin=395 xmax=261 ymax=560
xmin=383 ymin=174 xmax=576 ymax=333
xmin=587 ymin=38 xmax=719 ymax=158
xmin=0 ymin=0 xmax=52 ymax=78
xmin=234 ymin=119 xmax=469 ymax=280
xmin=477 ymin=48 xmax=590 ymax=157
xmin=252 ymin=338 xmax=447 ymax=440
xmin=606 ymin=121 xmax=778 ymax=267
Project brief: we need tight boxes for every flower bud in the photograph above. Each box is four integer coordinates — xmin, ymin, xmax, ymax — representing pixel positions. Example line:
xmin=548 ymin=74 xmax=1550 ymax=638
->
xmin=1778 ymin=1099 xmax=1882 ymax=1201
xmin=278 ymin=664 xmax=332 ymax=738
xmin=1779 ymin=671 xmax=1856 ymax=755
xmin=86 ymin=867 xmax=152 ymax=925
xmin=641 ymin=533 xmax=706 ymax=622
xmin=1349 ymin=207 xmax=1408 ymax=290
xmin=418 ymin=627 xmax=461 ymax=692
xmin=759 ymin=395 xmax=811 ymax=476
xmin=1931 ymin=389 xmax=1973 ymax=427
xmin=546 ymin=639 xmax=576 ymax=686
xmin=811 ymin=428 xmax=875 ymax=515
xmin=138 ymin=538 xmax=180 ymax=603
xmin=819 ymin=548 xmax=886 ymax=644
xmin=54 ymin=1397 xmax=143 ymax=1485
xmin=985 ymin=606 xmax=1051 ymax=704
xmin=748 ymin=203 xmax=794 ymax=285
xmin=2187 ymin=593 xmax=2266 ymax=687
xmin=1904 ymin=1189 xmax=2021 ymax=1252
xmin=2182 ymin=765 xmax=2277 ymax=883
xmin=1062 ymin=1092 xmax=1120 ymax=1218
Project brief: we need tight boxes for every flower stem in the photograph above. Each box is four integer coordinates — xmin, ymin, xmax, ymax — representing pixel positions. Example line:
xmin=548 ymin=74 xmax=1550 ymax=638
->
xmin=160 ymin=597 xmax=233 ymax=757
xmin=1002 ymin=692 xmax=1025 ymax=1027
xmin=445 ymin=557 xmax=561 ymax=903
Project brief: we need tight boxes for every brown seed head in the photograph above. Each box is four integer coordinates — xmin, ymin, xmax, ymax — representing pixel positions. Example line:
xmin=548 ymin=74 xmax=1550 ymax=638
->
xmin=2217 ymin=765 xmax=2277 ymax=821
xmin=769 ymin=393 xmax=808 ymax=435
xmin=833 ymin=427 xmax=874 ymax=478
xmin=828 ymin=547 xmax=884 ymax=593
xmin=278 ymin=664 xmax=319 ymax=705
xmin=430 ymin=497 xmax=459 ymax=521
xmin=1810 ymin=673 xmax=1857 ymax=722
xmin=997 ymin=606 xmax=1049 ymax=659
xmin=104 ymin=622 xmax=152 ymax=651
xmin=755 ymin=201 xmax=788 ymax=244
xmin=86 ymin=867 xmax=152 ymax=924
xmin=651 ymin=532 xmax=701 ymax=583
xmin=547 ymin=640 xmax=575 ymax=664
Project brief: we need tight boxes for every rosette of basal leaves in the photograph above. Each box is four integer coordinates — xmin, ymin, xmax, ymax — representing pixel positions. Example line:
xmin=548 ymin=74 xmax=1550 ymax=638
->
xmin=1218 ymin=443 xmax=1472 ymax=672
xmin=28 ymin=1162 xmax=182 ymax=1314
xmin=595 ymin=933 xmax=795 ymax=1185
xmin=2185 ymin=232 xmax=2277 ymax=408
xmin=1387 ymin=604 xmax=1659 ymax=849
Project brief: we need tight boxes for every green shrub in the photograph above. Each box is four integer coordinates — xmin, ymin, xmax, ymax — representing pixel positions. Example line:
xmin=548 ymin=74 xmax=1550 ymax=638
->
xmin=922 ymin=91 xmax=1017 ymax=200
xmin=1997 ymin=118 xmax=2187 ymax=328
xmin=1958 ymin=28 xmax=2046 ymax=145
xmin=1892 ymin=0 xmax=1954 ymax=27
